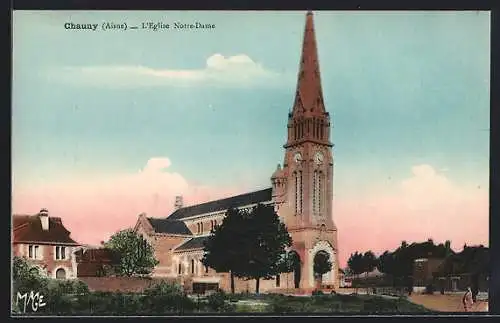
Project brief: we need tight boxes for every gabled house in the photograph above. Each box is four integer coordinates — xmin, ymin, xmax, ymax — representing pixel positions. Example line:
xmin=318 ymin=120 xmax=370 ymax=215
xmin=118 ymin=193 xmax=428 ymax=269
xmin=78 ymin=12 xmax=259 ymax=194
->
xmin=432 ymin=245 xmax=489 ymax=293
xmin=74 ymin=246 xmax=121 ymax=277
xmin=12 ymin=208 xmax=80 ymax=279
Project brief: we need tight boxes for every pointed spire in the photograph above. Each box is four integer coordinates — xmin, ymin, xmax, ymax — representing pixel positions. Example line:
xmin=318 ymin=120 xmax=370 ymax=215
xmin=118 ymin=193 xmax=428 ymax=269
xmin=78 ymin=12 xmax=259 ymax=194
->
xmin=293 ymin=11 xmax=324 ymax=116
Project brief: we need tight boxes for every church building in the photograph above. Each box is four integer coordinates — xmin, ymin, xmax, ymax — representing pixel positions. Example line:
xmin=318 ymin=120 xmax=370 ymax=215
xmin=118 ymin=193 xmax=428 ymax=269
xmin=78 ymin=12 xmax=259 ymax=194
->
xmin=134 ymin=11 xmax=339 ymax=293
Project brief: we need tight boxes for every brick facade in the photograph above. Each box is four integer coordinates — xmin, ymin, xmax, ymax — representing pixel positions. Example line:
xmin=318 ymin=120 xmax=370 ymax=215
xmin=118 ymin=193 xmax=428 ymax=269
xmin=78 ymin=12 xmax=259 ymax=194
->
xmin=133 ymin=11 xmax=340 ymax=294
xmin=13 ymin=210 xmax=80 ymax=279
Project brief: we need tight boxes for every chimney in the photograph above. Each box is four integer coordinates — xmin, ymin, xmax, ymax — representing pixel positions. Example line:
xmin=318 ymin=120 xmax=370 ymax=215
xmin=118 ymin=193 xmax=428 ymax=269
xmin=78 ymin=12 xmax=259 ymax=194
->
xmin=174 ymin=196 xmax=183 ymax=210
xmin=39 ymin=208 xmax=49 ymax=231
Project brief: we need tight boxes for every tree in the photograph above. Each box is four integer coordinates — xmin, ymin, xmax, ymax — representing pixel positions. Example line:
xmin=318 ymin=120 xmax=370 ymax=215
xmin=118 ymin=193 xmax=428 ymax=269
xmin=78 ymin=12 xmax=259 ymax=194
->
xmin=347 ymin=252 xmax=364 ymax=293
xmin=104 ymin=229 xmax=158 ymax=277
xmin=202 ymin=208 xmax=247 ymax=294
xmin=12 ymin=256 xmax=48 ymax=293
xmin=279 ymin=251 xmax=301 ymax=289
xmin=362 ymin=251 xmax=377 ymax=273
xmin=361 ymin=251 xmax=377 ymax=293
xmin=347 ymin=252 xmax=364 ymax=276
xmin=377 ymin=251 xmax=394 ymax=275
xmin=444 ymin=240 xmax=452 ymax=257
xmin=313 ymin=251 xmax=332 ymax=286
xmin=233 ymin=203 xmax=293 ymax=294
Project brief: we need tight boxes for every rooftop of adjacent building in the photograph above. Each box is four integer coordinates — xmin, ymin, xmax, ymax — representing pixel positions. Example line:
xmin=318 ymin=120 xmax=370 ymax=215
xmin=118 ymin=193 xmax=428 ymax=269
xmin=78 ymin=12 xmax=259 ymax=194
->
xmin=12 ymin=209 xmax=79 ymax=245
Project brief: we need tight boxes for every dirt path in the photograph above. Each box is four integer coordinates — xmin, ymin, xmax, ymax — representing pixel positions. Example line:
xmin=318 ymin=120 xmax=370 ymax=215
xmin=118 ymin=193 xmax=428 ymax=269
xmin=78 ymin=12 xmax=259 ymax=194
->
xmin=409 ymin=294 xmax=488 ymax=312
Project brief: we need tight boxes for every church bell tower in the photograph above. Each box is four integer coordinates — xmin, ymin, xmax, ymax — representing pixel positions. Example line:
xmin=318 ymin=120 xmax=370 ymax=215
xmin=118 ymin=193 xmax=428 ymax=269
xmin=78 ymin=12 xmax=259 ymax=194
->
xmin=271 ymin=11 xmax=339 ymax=290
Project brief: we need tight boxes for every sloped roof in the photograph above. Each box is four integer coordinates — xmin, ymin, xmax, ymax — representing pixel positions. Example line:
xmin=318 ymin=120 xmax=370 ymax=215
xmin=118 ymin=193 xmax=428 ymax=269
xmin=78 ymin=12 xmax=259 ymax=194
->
xmin=434 ymin=246 xmax=489 ymax=276
xmin=75 ymin=247 xmax=119 ymax=263
xmin=146 ymin=218 xmax=192 ymax=235
xmin=351 ymin=268 xmax=385 ymax=279
xmin=167 ymin=188 xmax=273 ymax=220
xmin=174 ymin=236 xmax=209 ymax=252
xmin=13 ymin=214 xmax=79 ymax=245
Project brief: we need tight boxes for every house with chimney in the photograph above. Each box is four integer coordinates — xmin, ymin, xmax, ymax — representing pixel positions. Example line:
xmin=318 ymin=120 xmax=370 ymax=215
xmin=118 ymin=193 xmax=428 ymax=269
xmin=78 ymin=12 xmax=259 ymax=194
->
xmin=12 ymin=208 xmax=80 ymax=279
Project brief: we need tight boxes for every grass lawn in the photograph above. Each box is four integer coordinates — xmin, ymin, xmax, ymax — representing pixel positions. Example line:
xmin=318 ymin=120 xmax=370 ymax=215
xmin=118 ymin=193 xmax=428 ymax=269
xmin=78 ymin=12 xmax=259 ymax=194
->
xmin=13 ymin=291 xmax=433 ymax=315
xmin=216 ymin=293 xmax=433 ymax=314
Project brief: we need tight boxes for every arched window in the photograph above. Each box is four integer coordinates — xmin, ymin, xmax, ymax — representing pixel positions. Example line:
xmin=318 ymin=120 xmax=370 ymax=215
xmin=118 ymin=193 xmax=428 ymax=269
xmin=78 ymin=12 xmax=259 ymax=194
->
xmin=191 ymin=259 xmax=195 ymax=274
xmin=294 ymin=171 xmax=303 ymax=215
xmin=318 ymin=172 xmax=324 ymax=214
xmin=276 ymin=274 xmax=281 ymax=287
xmin=55 ymin=268 xmax=66 ymax=280
xmin=313 ymin=170 xmax=318 ymax=215
xmin=197 ymin=223 xmax=200 ymax=234
xmin=201 ymin=222 xmax=204 ymax=233
xmin=178 ymin=263 xmax=182 ymax=275
xmin=299 ymin=171 xmax=303 ymax=214
xmin=313 ymin=171 xmax=324 ymax=216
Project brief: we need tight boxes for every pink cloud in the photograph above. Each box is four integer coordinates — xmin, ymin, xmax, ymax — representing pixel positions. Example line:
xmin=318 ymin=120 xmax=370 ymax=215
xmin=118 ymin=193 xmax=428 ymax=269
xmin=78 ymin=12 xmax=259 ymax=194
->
xmin=12 ymin=160 xmax=488 ymax=270
xmin=11 ymin=157 xmax=246 ymax=246
xmin=335 ymin=164 xmax=489 ymax=267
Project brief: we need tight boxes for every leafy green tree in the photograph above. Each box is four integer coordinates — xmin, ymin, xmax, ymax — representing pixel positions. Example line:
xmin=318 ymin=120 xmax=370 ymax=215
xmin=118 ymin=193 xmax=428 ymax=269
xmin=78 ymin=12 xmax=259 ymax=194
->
xmin=12 ymin=256 xmax=49 ymax=292
xmin=203 ymin=204 xmax=292 ymax=294
xmin=202 ymin=208 xmax=247 ymax=294
xmin=234 ymin=203 xmax=293 ymax=294
xmin=12 ymin=257 xmax=50 ymax=313
xmin=276 ymin=250 xmax=302 ymax=288
xmin=347 ymin=252 xmax=364 ymax=277
xmin=313 ymin=251 xmax=332 ymax=285
xmin=347 ymin=252 xmax=365 ymax=293
xmin=104 ymin=229 xmax=158 ymax=277
xmin=377 ymin=250 xmax=397 ymax=288
xmin=362 ymin=251 xmax=377 ymax=273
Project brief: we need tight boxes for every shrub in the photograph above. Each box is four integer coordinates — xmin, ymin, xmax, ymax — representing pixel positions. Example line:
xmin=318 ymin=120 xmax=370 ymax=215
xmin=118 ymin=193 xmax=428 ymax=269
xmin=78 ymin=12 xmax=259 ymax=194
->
xmin=270 ymin=298 xmax=295 ymax=314
xmin=362 ymin=298 xmax=398 ymax=313
xmin=143 ymin=281 xmax=195 ymax=314
xmin=235 ymin=304 xmax=268 ymax=313
xmin=207 ymin=290 xmax=230 ymax=312
xmin=312 ymin=289 xmax=324 ymax=296
xmin=424 ymin=285 xmax=434 ymax=295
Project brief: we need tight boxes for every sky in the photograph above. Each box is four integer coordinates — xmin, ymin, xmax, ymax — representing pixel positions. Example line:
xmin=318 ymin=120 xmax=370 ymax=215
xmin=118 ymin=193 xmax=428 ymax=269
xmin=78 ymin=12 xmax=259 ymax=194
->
xmin=12 ymin=10 xmax=490 ymax=267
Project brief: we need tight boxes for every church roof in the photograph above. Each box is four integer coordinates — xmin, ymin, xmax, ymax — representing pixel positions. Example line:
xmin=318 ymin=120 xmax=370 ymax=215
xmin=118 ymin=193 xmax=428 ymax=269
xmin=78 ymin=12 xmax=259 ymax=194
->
xmin=167 ymin=188 xmax=273 ymax=220
xmin=146 ymin=218 xmax=192 ymax=235
xmin=174 ymin=236 xmax=209 ymax=252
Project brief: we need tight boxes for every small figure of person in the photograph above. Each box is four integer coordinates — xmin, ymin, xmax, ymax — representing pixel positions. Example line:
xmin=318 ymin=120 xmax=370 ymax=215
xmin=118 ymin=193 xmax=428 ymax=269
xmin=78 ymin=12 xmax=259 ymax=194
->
xmin=472 ymin=285 xmax=479 ymax=303
xmin=462 ymin=287 xmax=474 ymax=312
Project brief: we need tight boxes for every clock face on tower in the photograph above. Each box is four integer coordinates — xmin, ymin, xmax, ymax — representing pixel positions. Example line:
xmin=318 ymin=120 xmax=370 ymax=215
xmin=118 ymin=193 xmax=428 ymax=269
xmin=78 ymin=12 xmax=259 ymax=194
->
xmin=314 ymin=151 xmax=324 ymax=164
xmin=294 ymin=152 xmax=302 ymax=163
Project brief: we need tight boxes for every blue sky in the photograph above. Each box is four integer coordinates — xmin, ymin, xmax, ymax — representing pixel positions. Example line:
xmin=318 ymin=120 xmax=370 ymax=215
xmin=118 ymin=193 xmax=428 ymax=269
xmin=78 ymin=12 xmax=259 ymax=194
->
xmin=12 ymin=11 xmax=490 ymax=192
xmin=12 ymin=10 xmax=490 ymax=259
